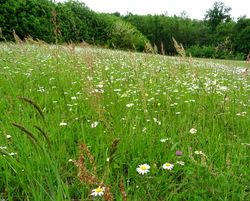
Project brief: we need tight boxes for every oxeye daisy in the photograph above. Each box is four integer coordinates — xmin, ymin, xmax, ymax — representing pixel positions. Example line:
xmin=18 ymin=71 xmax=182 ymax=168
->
xmin=160 ymin=138 xmax=170 ymax=142
xmin=126 ymin=103 xmax=134 ymax=107
xmin=96 ymin=84 xmax=104 ymax=88
xmin=91 ymin=186 xmax=105 ymax=196
xmin=220 ymin=86 xmax=228 ymax=91
xmin=136 ymin=164 xmax=150 ymax=175
xmin=91 ymin=122 xmax=98 ymax=128
xmin=189 ymin=128 xmax=197 ymax=134
xmin=59 ymin=122 xmax=67 ymax=126
xmin=194 ymin=150 xmax=204 ymax=155
xmin=162 ymin=162 xmax=174 ymax=170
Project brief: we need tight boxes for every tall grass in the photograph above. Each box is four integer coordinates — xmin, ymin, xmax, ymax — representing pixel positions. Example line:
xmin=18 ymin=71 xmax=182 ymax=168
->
xmin=0 ymin=40 xmax=249 ymax=200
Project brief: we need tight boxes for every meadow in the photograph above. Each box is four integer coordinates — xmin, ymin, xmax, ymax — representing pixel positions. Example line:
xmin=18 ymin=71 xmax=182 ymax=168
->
xmin=0 ymin=41 xmax=249 ymax=200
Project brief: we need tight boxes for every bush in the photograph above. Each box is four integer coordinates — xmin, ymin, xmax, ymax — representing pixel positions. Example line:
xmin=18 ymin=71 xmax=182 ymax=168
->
xmin=233 ymin=52 xmax=246 ymax=60
xmin=107 ymin=21 xmax=149 ymax=51
xmin=186 ymin=45 xmax=216 ymax=58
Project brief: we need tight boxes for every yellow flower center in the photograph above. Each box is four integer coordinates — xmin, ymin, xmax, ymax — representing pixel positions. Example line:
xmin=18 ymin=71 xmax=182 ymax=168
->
xmin=165 ymin=163 xmax=170 ymax=166
xmin=141 ymin=166 xmax=147 ymax=170
xmin=96 ymin=188 xmax=102 ymax=193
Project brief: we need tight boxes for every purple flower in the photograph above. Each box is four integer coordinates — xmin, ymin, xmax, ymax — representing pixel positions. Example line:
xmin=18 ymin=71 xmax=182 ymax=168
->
xmin=176 ymin=151 xmax=182 ymax=156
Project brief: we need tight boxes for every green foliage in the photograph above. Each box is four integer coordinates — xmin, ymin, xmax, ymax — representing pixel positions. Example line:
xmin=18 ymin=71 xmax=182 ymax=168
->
xmin=107 ymin=20 xmax=149 ymax=51
xmin=123 ymin=8 xmax=249 ymax=59
xmin=232 ymin=17 xmax=250 ymax=56
xmin=214 ymin=36 xmax=234 ymax=59
xmin=0 ymin=0 xmax=18 ymax=41
xmin=0 ymin=0 xmax=53 ymax=42
xmin=123 ymin=14 xmax=201 ymax=54
xmin=53 ymin=2 xmax=89 ymax=43
xmin=187 ymin=36 xmax=235 ymax=59
xmin=205 ymin=1 xmax=232 ymax=30
xmin=216 ymin=21 xmax=236 ymax=41
xmin=186 ymin=45 xmax=216 ymax=58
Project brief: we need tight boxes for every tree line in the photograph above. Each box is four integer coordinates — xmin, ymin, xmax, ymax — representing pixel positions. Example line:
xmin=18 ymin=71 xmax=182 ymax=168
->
xmin=0 ymin=0 xmax=249 ymax=59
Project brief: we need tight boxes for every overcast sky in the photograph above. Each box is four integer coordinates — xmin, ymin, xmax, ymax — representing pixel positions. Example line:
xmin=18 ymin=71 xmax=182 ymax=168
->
xmin=57 ymin=0 xmax=250 ymax=20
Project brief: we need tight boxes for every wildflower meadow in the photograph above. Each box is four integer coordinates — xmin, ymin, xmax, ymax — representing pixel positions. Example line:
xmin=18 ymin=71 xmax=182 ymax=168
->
xmin=0 ymin=40 xmax=249 ymax=200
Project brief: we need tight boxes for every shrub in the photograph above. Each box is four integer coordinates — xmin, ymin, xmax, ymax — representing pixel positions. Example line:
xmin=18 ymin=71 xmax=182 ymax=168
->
xmin=186 ymin=45 xmax=216 ymax=58
xmin=107 ymin=21 xmax=149 ymax=51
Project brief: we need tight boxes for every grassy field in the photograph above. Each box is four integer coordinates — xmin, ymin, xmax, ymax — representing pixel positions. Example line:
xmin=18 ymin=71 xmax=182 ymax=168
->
xmin=0 ymin=41 xmax=249 ymax=201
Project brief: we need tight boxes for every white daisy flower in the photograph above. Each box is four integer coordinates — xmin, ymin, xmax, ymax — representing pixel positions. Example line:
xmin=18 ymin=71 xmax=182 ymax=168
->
xmin=91 ymin=186 xmax=105 ymax=196
xmin=126 ymin=103 xmax=134 ymax=107
xmin=96 ymin=84 xmax=104 ymax=88
xmin=136 ymin=164 xmax=150 ymax=175
xmin=160 ymin=139 xmax=168 ymax=142
xmin=189 ymin=128 xmax=197 ymax=134
xmin=220 ymin=86 xmax=228 ymax=91
xmin=59 ymin=122 xmax=67 ymax=126
xmin=91 ymin=122 xmax=98 ymax=128
xmin=194 ymin=150 xmax=204 ymax=155
xmin=162 ymin=162 xmax=174 ymax=170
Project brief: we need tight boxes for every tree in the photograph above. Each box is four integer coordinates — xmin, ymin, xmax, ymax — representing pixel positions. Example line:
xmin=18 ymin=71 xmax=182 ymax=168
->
xmin=205 ymin=2 xmax=232 ymax=30
xmin=232 ymin=17 xmax=250 ymax=56
xmin=0 ymin=0 xmax=54 ymax=41
xmin=0 ymin=0 xmax=18 ymax=41
xmin=215 ymin=21 xmax=236 ymax=43
xmin=108 ymin=20 xmax=149 ymax=51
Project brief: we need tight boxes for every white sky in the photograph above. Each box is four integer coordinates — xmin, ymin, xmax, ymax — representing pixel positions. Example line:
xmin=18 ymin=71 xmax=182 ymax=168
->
xmin=57 ymin=0 xmax=250 ymax=20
